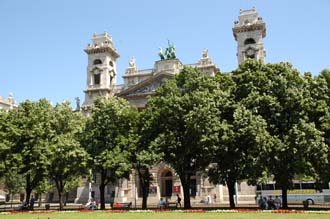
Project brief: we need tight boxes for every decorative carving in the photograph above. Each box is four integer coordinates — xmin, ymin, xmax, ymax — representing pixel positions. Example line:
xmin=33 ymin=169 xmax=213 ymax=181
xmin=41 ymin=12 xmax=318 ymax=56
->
xmin=132 ymin=80 xmax=164 ymax=95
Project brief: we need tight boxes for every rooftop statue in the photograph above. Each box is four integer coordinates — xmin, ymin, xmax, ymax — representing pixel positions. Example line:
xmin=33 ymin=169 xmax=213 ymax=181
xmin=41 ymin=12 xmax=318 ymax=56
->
xmin=158 ymin=47 xmax=165 ymax=60
xmin=202 ymin=48 xmax=208 ymax=58
xmin=129 ymin=56 xmax=136 ymax=68
xmin=158 ymin=40 xmax=176 ymax=60
xmin=75 ymin=97 xmax=80 ymax=111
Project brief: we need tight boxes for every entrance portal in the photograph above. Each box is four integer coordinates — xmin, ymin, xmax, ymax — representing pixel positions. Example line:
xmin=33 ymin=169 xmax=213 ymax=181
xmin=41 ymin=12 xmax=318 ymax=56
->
xmin=161 ymin=170 xmax=173 ymax=197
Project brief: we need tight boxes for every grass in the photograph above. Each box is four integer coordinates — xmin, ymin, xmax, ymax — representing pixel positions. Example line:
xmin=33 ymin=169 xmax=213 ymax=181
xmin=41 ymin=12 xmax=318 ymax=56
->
xmin=1 ymin=211 xmax=330 ymax=219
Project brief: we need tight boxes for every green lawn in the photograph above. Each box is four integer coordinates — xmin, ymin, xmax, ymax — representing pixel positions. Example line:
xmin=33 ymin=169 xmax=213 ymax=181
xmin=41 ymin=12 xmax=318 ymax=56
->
xmin=1 ymin=212 xmax=330 ymax=219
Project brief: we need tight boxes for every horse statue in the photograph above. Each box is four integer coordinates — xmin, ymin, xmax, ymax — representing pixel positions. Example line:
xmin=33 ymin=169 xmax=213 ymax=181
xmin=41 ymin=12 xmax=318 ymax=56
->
xmin=158 ymin=47 xmax=165 ymax=60
xmin=165 ymin=40 xmax=176 ymax=59
xmin=159 ymin=40 xmax=176 ymax=60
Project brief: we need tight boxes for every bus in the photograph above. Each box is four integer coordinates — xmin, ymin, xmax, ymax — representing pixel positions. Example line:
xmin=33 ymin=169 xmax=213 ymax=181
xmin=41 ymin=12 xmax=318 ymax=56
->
xmin=256 ymin=181 xmax=330 ymax=205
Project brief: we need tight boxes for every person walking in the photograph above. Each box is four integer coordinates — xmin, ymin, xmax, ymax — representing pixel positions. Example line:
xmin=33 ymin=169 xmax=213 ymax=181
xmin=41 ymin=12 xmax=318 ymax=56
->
xmin=176 ymin=194 xmax=182 ymax=208
xmin=29 ymin=195 xmax=35 ymax=210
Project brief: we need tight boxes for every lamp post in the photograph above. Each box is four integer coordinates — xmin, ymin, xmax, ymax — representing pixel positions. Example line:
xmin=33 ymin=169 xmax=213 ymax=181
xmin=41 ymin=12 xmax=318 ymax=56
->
xmin=89 ymin=169 xmax=92 ymax=200
xmin=134 ymin=169 xmax=137 ymax=208
xmin=139 ymin=167 xmax=148 ymax=209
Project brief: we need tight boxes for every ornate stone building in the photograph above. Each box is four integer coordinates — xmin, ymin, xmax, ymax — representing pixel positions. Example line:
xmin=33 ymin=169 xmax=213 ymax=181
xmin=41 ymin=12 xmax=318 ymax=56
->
xmin=76 ymin=8 xmax=266 ymax=206
xmin=233 ymin=7 xmax=266 ymax=64
xmin=0 ymin=93 xmax=17 ymax=111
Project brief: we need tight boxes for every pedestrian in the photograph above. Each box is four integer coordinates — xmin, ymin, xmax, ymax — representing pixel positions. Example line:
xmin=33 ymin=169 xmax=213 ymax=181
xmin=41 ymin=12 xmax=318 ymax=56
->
xmin=29 ymin=195 xmax=35 ymax=210
xmin=176 ymin=194 xmax=182 ymax=208
xmin=274 ymin=196 xmax=281 ymax=209
xmin=207 ymin=194 xmax=211 ymax=205
xmin=213 ymin=193 xmax=216 ymax=203
xmin=158 ymin=198 xmax=166 ymax=209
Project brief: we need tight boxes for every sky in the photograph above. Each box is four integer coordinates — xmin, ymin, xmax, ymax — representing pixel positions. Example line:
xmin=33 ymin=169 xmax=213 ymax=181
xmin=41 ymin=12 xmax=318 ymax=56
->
xmin=0 ymin=0 xmax=329 ymax=106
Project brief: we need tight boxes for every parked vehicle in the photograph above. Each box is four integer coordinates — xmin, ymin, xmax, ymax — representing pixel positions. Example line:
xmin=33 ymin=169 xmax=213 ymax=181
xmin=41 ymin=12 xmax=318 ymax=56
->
xmin=256 ymin=181 xmax=330 ymax=205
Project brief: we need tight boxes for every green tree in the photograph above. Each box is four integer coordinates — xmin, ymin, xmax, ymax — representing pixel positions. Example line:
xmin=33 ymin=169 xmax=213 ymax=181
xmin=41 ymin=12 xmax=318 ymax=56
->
xmin=82 ymin=97 xmax=137 ymax=210
xmin=5 ymin=99 xmax=54 ymax=206
xmin=208 ymin=102 xmax=271 ymax=208
xmin=132 ymin=111 xmax=164 ymax=209
xmin=2 ymin=171 xmax=25 ymax=207
xmin=48 ymin=102 xmax=89 ymax=210
xmin=0 ymin=110 xmax=12 ymax=177
xmin=304 ymin=69 xmax=330 ymax=185
xmin=145 ymin=67 xmax=218 ymax=209
xmin=231 ymin=60 xmax=327 ymax=208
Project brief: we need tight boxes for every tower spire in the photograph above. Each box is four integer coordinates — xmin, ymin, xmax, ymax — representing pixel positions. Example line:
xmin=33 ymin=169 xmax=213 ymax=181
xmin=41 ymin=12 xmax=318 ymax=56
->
xmin=82 ymin=32 xmax=119 ymax=112
xmin=233 ymin=8 xmax=266 ymax=64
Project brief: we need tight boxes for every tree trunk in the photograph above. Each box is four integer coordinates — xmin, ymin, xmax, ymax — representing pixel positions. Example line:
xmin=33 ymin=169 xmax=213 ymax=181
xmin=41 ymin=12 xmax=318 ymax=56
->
xmin=141 ymin=184 xmax=147 ymax=209
xmin=180 ymin=174 xmax=191 ymax=209
xmin=56 ymin=180 xmax=64 ymax=210
xmin=11 ymin=193 xmax=13 ymax=208
xmin=99 ymin=171 xmax=106 ymax=210
xmin=58 ymin=192 xmax=63 ymax=210
xmin=281 ymin=187 xmax=288 ymax=209
xmin=227 ymin=180 xmax=236 ymax=209
xmin=25 ymin=174 xmax=32 ymax=207
xmin=99 ymin=183 xmax=106 ymax=210
xmin=138 ymin=168 xmax=148 ymax=209
xmin=38 ymin=193 xmax=42 ymax=207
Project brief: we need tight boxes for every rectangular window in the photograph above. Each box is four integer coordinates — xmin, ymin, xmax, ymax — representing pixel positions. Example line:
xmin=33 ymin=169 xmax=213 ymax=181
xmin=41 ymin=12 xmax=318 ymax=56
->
xmin=263 ymin=184 xmax=275 ymax=190
xmin=301 ymin=183 xmax=315 ymax=190
xmin=94 ymin=74 xmax=100 ymax=85
xmin=190 ymin=179 xmax=197 ymax=197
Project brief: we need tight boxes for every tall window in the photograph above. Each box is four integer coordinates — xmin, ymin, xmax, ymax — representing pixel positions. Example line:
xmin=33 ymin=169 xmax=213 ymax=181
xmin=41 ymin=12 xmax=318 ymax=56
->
xmin=94 ymin=74 xmax=100 ymax=85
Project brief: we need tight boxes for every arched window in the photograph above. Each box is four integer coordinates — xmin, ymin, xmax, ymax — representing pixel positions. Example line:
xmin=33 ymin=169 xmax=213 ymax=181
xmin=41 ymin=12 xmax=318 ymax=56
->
xmin=244 ymin=38 xmax=256 ymax=45
xmin=93 ymin=59 xmax=102 ymax=65
xmin=109 ymin=61 xmax=114 ymax=67
xmin=165 ymin=171 xmax=173 ymax=177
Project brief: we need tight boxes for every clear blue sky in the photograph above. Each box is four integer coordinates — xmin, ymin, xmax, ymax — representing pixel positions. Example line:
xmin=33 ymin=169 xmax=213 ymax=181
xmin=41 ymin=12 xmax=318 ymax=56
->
xmin=0 ymin=0 xmax=329 ymax=105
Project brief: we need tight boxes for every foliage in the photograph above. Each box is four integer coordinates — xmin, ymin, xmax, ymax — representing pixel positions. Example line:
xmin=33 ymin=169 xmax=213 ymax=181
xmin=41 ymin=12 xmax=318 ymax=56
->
xmin=4 ymin=99 xmax=54 ymax=205
xmin=0 ymin=110 xmax=12 ymax=177
xmin=2 ymin=170 xmax=25 ymax=201
xmin=48 ymin=101 xmax=89 ymax=210
xmin=208 ymin=102 xmax=272 ymax=208
xmin=304 ymin=69 xmax=330 ymax=186
xmin=144 ymin=67 xmax=219 ymax=209
xmin=230 ymin=60 xmax=328 ymax=208
xmin=81 ymin=97 xmax=138 ymax=210
xmin=131 ymin=111 xmax=164 ymax=209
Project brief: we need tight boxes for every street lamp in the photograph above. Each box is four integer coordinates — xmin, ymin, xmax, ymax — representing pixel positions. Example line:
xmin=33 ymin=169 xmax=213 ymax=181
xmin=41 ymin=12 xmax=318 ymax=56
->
xmin=89 ymin=169 xmax=92 ymax=200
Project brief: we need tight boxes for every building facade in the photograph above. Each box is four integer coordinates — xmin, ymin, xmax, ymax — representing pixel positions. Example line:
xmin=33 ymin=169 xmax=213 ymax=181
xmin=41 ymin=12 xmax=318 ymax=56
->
xmin=0 ymin=93 xmax=17 ymax=111
xmin=75 ymin=8 xmax=266 ymax=206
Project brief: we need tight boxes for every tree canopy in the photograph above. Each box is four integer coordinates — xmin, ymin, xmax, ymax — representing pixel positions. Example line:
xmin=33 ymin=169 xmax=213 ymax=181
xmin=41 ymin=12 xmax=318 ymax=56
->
xmin=81 ymin=97 xmax=137 ymax=210
xmin=144 ymin=67 xmax=219 ymax=209
xmin=48 ymin=101 xmax=89 ymax=210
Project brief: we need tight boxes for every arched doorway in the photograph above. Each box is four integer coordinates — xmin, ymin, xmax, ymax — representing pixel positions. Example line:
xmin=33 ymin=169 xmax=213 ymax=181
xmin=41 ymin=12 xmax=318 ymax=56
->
xmin=161 ymin=170 xmax=173 ymax=197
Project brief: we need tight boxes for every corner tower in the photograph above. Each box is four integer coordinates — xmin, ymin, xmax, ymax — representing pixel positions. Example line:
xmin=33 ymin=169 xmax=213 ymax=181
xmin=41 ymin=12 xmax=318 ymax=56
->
xmin=233 ymin=7 xmax=266 ymax=64
xmin=82 ymin=32 xmax=119 ymax=109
